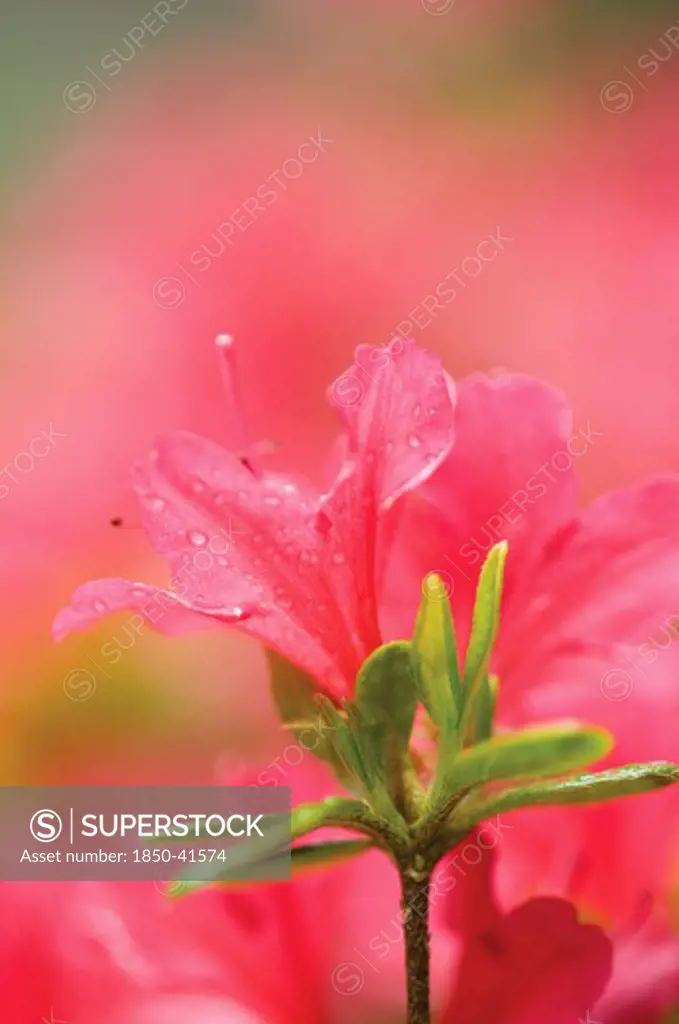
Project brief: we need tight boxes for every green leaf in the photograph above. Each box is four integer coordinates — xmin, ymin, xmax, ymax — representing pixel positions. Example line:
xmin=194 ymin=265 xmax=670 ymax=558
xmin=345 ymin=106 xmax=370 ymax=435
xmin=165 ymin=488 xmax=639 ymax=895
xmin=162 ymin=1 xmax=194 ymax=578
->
xmin=451 ymin=761 xmax=679 ymax=830
xmin=167 ymin=839 xmax=376 ymax=897
xmin=412 ymin=573 xmax=462 ymax=727
xmin=470 ymin=674 xmax=497 ymax=745
xmin=288 ymin=839 xmax=374 ymax=874
xmin=164 ymin=795 xmax=376 ymax=896
xmin=315 ymin=695 xmax=372 ymax=791
xmin=411 ymin=575 xmax=465 ymax=817
xmin=267 ymin=651 xmax=354 ymax=787
xmin=354 ymin=641 xmax=419 ymax=753
xmin=352 ymin=641 xmax=419 ymax=817
xmin=448 ymin=721 xmax=613 ymax=797
xmin=459 ymin=542 xmax=507 ymax=736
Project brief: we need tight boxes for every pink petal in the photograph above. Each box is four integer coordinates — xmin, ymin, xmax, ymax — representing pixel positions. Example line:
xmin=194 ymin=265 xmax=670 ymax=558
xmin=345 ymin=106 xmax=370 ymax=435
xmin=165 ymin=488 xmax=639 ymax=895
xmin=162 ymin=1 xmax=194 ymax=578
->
xmin=324 ymin=338 xmax=456 ymax=650
xmin=386 ymin=373 xmax=577 ymax=645
xmin=52 ymin=578 xmax=249 ymax=641
xmin=493 ymin=479 xmax=679 ymax=934
xmin=135 ymin=432 xmax=363 ymax=694
xmin=499 ymin=477 xmax=679 ymax=716
xmin=442 ymin=896 xmax=612 ymax=1024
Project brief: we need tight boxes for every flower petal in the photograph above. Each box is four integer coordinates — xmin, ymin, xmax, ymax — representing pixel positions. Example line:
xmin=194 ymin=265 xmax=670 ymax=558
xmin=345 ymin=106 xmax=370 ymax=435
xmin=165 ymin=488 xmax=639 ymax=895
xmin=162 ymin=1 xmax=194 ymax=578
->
xmin=134 ymin=432 xmax=361 ymax=694
xmin=386 ymin=373 xmax=577 ymax=645
xmin=443 ymin=896 xmax=612 ymax=1024
xmin=499 ymin=477 xmax=679 ymax=715
xmin=324 ymin=338 xmax=456 ymax=649
xmin=52 ymin=578 xmax=249 ymax=641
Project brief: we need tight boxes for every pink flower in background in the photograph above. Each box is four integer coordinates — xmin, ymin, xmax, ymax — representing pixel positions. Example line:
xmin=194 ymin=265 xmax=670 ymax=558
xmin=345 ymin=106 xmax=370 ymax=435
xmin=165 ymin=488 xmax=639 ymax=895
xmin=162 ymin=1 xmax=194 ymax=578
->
xmin=0 ymin=825 xmax=611 ymax=1024
xmin=440 ymin=847 xmax=612 ymax=1024
xmin=53 ymin=338 xmax=455 ymax=698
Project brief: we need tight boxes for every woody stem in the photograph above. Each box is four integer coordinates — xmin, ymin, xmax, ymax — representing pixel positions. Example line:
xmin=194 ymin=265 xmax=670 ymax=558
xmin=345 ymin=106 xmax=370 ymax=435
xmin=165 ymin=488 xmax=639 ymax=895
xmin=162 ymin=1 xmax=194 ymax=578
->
xmin=400 ymin=862 xmax=432 ymax=1024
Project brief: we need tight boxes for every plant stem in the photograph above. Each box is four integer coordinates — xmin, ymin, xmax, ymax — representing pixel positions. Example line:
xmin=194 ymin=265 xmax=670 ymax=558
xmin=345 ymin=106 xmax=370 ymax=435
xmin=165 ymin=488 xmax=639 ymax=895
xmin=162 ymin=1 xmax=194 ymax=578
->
xmin=400 ymin=862 xmax=432 ymax=1024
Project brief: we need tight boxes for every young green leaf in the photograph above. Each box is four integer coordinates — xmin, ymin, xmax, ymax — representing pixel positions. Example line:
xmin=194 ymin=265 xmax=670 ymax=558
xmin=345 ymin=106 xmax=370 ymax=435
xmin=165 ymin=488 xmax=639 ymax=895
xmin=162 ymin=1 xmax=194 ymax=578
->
xmin=287 ymin=839 xmax=375 ymax=874
xmin=450 ymin=761 xmax=679 ymax=830
xmin=448 ymin=721 xmax=613 ymax=797
xmin=163 ymin=795 xmax=379 ymax=897
xmin=167 ymin=839 xmax=376 ymax=897
xmin=352 ymin=641 xmax=419 ymax=818
xmin=459 ymin=542 xmax=507 ymax=735
xmin=469 ymin=674 xmax=498 ymax=745
xmin=412 ymin=573 xmax=462 ymax=726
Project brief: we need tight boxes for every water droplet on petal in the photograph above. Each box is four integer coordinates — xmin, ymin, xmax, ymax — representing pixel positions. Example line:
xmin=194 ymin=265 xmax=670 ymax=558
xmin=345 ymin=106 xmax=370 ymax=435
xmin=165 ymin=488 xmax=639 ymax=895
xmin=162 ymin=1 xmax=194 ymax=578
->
xmin=189 ymin=531 xmax=207 ymax=547
xmin=147 ymin=496 xmax=166 ymax=512
xmin=332 ymin=552 xmax=346 ymax=565
xmin=214 ymin=492 xmax=228 ymax=507
xmin=93 ymin=599 xmax=106 ymax=613
xmin=191 ymin=478 xmax=206 ymax=494
xmin=408 ymin=434 xmax=423 ymax=449
xmin=264 ymin=494 xmax=282 ymax=507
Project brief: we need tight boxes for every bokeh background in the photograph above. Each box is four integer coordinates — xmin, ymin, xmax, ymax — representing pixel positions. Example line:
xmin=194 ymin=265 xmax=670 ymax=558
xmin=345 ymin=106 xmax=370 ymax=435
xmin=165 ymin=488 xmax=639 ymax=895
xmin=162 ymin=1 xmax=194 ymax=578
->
xmin=2 ymin=0 xmax=679 ymax=816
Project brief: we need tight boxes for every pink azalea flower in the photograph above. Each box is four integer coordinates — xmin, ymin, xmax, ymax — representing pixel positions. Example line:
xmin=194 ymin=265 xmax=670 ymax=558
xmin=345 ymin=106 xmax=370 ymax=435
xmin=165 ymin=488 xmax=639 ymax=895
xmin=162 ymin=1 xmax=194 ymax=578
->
xmin=53 ymin=337 xmax=456 ymax=699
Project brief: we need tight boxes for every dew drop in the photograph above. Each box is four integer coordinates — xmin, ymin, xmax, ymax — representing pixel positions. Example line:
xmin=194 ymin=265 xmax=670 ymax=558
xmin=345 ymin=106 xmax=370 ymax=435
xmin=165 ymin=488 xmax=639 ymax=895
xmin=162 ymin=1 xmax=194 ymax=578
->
xmin=93 ymin=599 xmax=106 ymax=613
xmin=332 ymin=552 xmax=346 ymax=565
xmin=408 ymin=434 xmax=423 ymax=449
xmin=189 ymin=531 xmax=207 ymax=547
xmin=264 ymin=494 xmax=282 ymax=507
xmin=147 ymin=496 xmax=166 ymax=512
